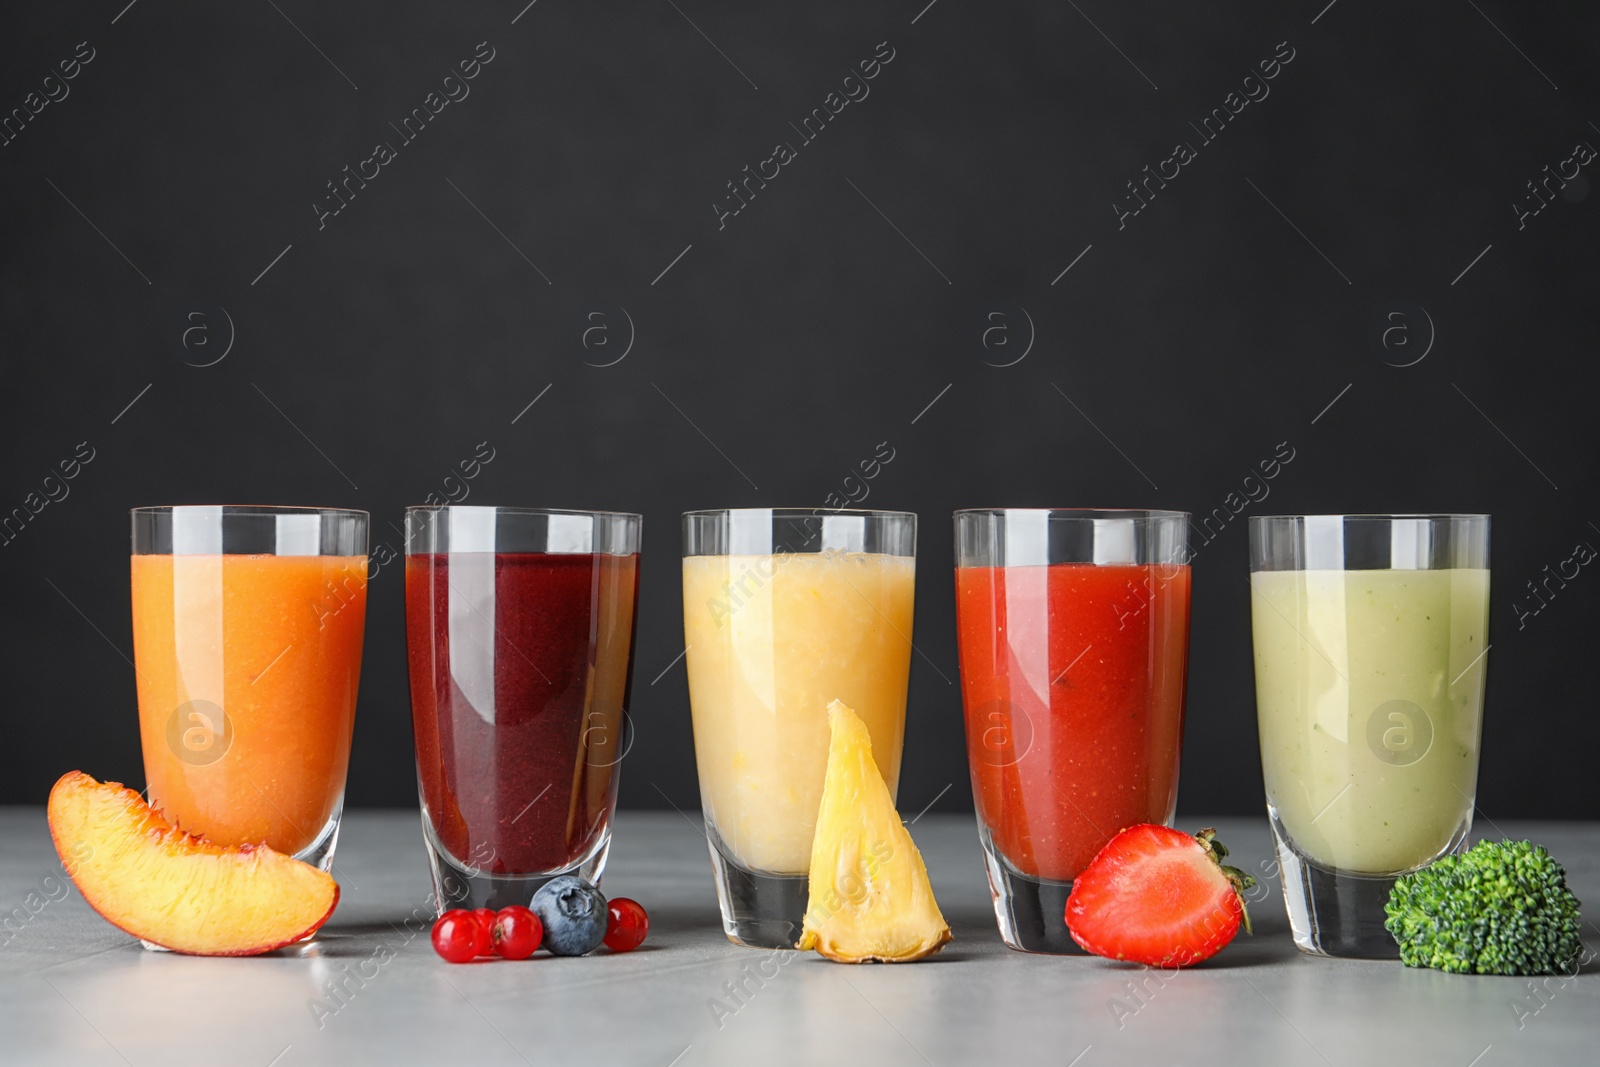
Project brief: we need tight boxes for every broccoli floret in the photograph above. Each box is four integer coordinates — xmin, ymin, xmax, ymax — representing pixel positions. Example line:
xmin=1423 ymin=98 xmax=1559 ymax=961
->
xmin=1384 ymin=839 xmax=1583 ymax=975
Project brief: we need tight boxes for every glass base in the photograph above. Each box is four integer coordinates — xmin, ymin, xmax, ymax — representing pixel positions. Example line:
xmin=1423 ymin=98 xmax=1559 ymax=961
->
xmin=1269 ymin=810 xmax=1468 ymax=959
xmin=707 ymin=829 xmax=807 ymax=949
xmin=141 ymin=802 xmax=345 ymax=952
xmin=420 ymin=817 xmax=612 ymax=914
xmin=294 ymin=798 xmax=345 ymax=873
xmin=978 ymin=828 xmax=1084 ymax=954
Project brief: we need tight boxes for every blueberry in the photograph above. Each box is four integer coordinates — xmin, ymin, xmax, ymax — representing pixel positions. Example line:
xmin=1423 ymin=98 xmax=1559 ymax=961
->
xmin=531 ymin=876 xmax=608 ymax=956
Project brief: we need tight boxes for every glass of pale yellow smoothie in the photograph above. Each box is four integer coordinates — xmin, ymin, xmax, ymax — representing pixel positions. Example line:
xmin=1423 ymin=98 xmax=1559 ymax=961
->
xmin=682 ymin=508 xmax=916 ymax=948
xmin=1249 ymin=514 xmax=1490 ymax=957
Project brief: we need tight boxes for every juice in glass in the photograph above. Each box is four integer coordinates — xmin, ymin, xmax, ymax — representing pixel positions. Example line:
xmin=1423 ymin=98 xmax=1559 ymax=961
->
xmin=405 ymin=507 xmax=641 ymax=910
xmin=1253 ymin=568 xmax=1489 ymax=873
xmin=958 ymin=563 xmax=1190 ymax=879
xmin=1249 ymin=514 xmax=1491 ymax=957
xmin=954 ymin=509 xmax=1191 ymax=953
xmin=682 ymin=508 xmax=916 ymax=948
xmin=130 ymin=506 xmax=368 ymax=869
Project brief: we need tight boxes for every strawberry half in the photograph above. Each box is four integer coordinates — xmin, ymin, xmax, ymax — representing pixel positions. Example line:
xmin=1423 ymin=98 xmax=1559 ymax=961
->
xmin=1065 ymin=824 xmax=1254 ymax=968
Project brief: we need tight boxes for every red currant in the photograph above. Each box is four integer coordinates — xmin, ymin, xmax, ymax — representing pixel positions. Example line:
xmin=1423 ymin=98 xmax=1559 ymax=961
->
xmin=472 ymin=908 xmax=499 ymax=956
xmin=604 ymin=897 xmax=649 ymax=953
xmin=491 ymin=906 xmax=543 ymax=960
xmin=432 ymin=910 xmax=487 ymax=963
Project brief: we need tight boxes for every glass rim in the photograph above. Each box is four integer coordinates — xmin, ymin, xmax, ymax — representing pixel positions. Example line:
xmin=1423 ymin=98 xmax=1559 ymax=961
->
xmin=405 ymin=504 xmax=642 ymax=521
xmin=1249 ymin=513 xmax=1490 ymax=522
xmin=954 ymin=507 xmax=1189 ymax=521
xmin=130 ymin=504 xmax=368 ymax=520
xmin=682 ymin=507 xmax=915 ymax=521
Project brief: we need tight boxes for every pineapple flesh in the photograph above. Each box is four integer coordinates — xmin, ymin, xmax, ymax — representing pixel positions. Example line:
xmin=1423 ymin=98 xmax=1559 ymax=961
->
xmin=797 ymin=700 xmax=952 ymax=963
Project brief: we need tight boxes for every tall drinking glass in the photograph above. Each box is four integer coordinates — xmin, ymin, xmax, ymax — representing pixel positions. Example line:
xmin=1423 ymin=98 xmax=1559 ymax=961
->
xmin=954 ymin=509 xmax=1192 ymax=953
xmin=1250 ymin=514 xmax=1490 ymax=957
xmin=683 ymin=508 xmax=916 ymax=949
xmin=130 ymin=506 xmax=369 ymax=878
xmin=406 ymin=506 xmax=641 ymax=911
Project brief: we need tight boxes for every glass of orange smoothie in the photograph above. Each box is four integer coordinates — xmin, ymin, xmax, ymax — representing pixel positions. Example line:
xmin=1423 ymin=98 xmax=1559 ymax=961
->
xmin=682 ymin=508 xmax=916 ymax=949
xmin=130 ymin=506 xmax=368 ymax=883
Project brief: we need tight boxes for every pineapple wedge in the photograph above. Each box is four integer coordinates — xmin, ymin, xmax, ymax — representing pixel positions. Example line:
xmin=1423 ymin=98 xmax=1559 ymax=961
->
xmin=797 ymin=700 xmax=952 ymax=963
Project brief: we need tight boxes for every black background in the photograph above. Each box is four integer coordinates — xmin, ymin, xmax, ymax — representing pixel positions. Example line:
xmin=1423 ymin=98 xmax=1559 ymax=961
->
xmin=2 ymin=1 xmax=1595 ymax=819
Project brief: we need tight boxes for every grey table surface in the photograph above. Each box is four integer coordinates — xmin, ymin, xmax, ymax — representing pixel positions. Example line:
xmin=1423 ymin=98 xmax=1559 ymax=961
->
xmin=0 ymin=809 xmax=1593 ymax=1067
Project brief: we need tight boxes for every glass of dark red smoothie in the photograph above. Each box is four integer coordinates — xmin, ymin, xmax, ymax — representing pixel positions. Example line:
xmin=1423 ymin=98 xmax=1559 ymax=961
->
xmin=954 ymin=509 xmax=1191 ymax=953
xmin=405 ymin=506 xmax=641 ymax=911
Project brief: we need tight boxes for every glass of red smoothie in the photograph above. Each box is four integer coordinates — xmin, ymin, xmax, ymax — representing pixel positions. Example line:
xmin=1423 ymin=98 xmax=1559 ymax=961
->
xmin=954 ymin=508 xmax=1191 ymax=952
xmin=405 ymin=506 xmax=641 ymax=911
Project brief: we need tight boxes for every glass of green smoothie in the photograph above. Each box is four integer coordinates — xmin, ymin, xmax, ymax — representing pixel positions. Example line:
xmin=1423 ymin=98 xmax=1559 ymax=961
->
xmin=1249 ymin=514 xmax=1490 ymax=958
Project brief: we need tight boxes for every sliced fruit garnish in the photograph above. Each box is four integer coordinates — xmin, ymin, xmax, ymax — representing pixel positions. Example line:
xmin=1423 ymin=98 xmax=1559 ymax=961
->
xmin=47 ymin=771 xmax=339 ymax=956
xmin=797 ymin=700 xmax=952 ymax=963
xmin=1065 ymin=824 xmax=1254 ymax=968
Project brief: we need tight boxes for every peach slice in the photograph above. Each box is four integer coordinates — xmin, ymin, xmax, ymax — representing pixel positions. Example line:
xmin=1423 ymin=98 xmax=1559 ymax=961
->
xmin=47 ymin=771 xmax=339 ymax=956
